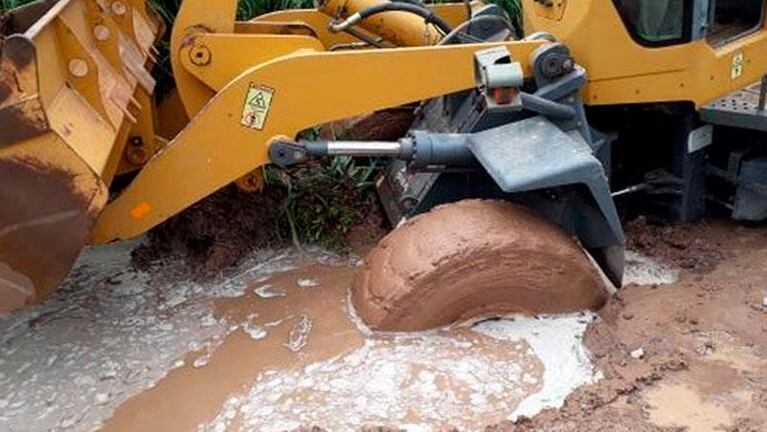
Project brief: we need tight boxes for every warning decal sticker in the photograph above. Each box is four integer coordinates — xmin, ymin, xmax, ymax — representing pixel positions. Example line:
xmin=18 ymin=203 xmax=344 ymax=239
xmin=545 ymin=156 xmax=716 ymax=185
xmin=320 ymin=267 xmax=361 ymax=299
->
xmin=731 ymin=52 xmax=744 ymax=80
xmin=241 ymin=84 xmax=275 ymax=130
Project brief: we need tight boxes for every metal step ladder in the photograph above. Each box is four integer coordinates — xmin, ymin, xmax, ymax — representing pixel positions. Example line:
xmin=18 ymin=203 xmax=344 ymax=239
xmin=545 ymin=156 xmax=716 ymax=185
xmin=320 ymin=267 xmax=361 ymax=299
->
xmin=700 ymin=76 xmax=767 ymax=132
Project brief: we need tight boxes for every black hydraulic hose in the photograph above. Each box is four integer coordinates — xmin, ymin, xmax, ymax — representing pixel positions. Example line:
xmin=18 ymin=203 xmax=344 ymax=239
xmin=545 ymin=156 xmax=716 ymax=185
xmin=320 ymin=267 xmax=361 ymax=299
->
xmin=331 ymin=2 xmax=453 ymax=35
xmin=360 ymin=3 xmax=453 ymax=34
xmin=438 ymin=14 xmax=515 ymax=45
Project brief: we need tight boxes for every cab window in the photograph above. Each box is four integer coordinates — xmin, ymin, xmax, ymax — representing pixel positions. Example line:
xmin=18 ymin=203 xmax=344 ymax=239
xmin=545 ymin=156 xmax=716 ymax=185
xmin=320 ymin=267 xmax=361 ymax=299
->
xmin=613 ymin=0 xmax=690 ymax=46
xmin=707 ymin=0 xmax=765 ymax=47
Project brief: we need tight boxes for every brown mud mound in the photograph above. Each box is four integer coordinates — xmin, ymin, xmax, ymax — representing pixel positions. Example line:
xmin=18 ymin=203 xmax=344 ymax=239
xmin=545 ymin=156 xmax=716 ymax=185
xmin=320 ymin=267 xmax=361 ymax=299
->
xmin=131 ymin=185 xmax=285 ymax=275
xmin=352 ymin=199 xmax=608 ymax=332
xmin=131 ymin=176 xmax=387 ymax=276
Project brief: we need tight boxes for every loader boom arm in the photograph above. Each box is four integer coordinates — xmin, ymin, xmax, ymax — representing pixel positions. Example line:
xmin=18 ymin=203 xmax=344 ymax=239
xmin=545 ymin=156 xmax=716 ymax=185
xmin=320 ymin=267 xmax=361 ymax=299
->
xmin=91 ymin=40 xmax=543 ymax=243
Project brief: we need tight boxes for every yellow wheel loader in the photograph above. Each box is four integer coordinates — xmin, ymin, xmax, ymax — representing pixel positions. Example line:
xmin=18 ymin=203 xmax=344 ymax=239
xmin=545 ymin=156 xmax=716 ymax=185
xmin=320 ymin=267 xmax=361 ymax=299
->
xmin=1 ymin=0 xmax=766 ymax=313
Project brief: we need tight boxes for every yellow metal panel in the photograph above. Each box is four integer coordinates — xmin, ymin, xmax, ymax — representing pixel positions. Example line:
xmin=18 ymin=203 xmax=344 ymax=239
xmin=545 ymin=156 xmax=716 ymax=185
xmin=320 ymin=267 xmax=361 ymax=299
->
xmin=130 ymin=3 xmax=160 ymax=53
xmin=107 ymin=121 xmax=134 ymax=181
xmin=173 ymin=0 xmax=483 ymax=117
xmin=170 ymin=0 xmax=238 ymax=118
xmin=522 ymin=0 xmax=767 ymax=107
xmin=47 ymin=85 xmax=116 ymax=176
xmin=234 ymin=21 xmax=319 ymax=38
xmin=0 ymin=0 xmax=160 ymax=310
xmin=251 ymin=10 xmax=364 ymax=48
xmin=180 ymin=34 xmax=324 ymax=92
xmin=29 ymin=25 xmax=67 ymax=108
xmin=55 ymin=17 xmax=121 ymax=128
xmin=117 ymin=89 xmax=159 ymax=175
xmin=92 ymin=40 xmax=543 ymax=243
xmin=252 ymin=3 xmax=475 ymax=46
xmin=429 ymin=2 xmax=476 ymax=25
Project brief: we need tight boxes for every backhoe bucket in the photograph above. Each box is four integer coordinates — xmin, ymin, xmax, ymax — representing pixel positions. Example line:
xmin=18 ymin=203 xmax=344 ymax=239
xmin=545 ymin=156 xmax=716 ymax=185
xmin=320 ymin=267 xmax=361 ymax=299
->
xmin=0 ymin=0 xmax=161 ymax=313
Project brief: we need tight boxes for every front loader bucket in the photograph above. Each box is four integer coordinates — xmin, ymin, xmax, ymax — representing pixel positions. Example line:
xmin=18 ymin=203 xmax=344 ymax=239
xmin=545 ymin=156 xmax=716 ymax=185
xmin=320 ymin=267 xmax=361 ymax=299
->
xmin=0 ymin=0 xmax=161 ymax=313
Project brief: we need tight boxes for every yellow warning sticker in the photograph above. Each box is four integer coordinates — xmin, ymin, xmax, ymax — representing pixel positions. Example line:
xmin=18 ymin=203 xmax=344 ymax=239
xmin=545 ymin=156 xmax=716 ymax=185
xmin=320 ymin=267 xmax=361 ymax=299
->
xmin=731 ymin=52 xmax=744 ymax=80
xmin=241 ymin=84 xmax=275 ymax=130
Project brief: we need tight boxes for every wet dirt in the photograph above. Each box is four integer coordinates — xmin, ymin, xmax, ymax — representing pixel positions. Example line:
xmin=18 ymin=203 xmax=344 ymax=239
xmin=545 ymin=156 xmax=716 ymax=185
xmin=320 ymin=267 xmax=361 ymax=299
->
xmin=131 ymin=179 xmax=387 ymax=279
xmin=130 ymin=185 xmax=287 ymax=275
xmin=102 ymin=264 xmax=366 ymax=432
xmin=354 ymin=200 xmax=608 ymax=331
xmin=489 ymin=220 xmax=767 ymax=432
xmin=626 ymin=216 xmax=726 ymax=273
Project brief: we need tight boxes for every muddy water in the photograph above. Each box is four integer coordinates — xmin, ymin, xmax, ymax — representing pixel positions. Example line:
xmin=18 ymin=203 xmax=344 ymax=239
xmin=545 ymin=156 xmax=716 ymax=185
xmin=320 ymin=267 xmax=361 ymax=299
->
xmin=645 ymin=383 xmax=734 ymax=432
xmin=103 ymin=263 xmax=549 ymax=431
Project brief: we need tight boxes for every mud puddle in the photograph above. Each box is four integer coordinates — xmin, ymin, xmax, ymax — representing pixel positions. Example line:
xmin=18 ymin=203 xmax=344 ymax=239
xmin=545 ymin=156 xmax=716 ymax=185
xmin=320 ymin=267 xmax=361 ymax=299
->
xmin=0 ymin=241 xmax=335 ymax=432
xmin=0 ymin=237 xmax=681 ymax=432
xmin=103 ymin=261 xmax=601 ymax=432
xmin=644 ymin=382 xmax=734 ymax=432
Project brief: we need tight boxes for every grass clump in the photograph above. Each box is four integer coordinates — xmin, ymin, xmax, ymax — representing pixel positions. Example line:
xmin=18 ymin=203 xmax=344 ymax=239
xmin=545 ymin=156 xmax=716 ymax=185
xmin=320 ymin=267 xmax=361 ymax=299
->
xmin=1 ymin=0 xmax=32 ymax=10
xmin=266 ymin=157 xmax=381 ymax=250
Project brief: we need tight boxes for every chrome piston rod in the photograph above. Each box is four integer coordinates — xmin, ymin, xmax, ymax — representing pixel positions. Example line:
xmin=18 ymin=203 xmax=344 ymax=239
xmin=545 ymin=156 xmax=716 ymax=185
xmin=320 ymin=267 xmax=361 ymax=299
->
xmin=269 ymin=131 xmax=475 ymax=168
xmin=305 ymin=140 xmax=411 ymax=158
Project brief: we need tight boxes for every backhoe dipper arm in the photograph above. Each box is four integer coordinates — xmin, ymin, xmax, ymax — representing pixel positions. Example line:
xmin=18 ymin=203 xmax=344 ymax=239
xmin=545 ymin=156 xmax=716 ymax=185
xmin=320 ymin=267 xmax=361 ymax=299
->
xmin=91 ymin=41 xmax=543 ymax=243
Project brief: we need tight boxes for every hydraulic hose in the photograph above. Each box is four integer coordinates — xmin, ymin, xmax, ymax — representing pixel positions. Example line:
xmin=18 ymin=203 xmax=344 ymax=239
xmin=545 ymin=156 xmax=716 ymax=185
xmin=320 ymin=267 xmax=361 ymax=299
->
xmin=329 ymin=2 xmax=453 ymax=35
xmin=437 ymin=14 xmax=515 ymax=45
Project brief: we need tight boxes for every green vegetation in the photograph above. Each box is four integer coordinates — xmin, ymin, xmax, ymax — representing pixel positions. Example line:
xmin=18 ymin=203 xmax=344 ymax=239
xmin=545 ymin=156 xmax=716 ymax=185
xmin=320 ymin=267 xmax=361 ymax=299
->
xmin=149 ymin=0 xmax=314 ymax=23
xmin=1 ymin=0 xmax=31 ymax=10
xmin=266 ymin=158 xmax=380 ymax=249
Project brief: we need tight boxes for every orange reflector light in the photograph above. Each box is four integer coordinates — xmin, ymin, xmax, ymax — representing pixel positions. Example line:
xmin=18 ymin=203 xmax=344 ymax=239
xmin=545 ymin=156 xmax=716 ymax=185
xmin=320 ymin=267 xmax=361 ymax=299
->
xmin=130 ymin=202 xmax=152 ymax=220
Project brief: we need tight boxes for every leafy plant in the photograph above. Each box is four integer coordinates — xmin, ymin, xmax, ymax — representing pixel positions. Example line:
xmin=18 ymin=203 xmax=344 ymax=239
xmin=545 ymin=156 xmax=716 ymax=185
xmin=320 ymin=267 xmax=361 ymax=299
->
xmin=1 ymin=0 xmax=32 ymax=10
xmin=264 ymin=156 xmax=380 ymax=249
xmin=146 ymin=0 xmax=314 ymax=23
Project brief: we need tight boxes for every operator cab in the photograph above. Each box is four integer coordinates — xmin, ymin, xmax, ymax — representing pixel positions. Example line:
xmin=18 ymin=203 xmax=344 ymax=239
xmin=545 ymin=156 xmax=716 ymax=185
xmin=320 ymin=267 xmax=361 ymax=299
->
xmin=602 ymin=0 xmax=767 ymax=223
xmin=613 ymin=0 xmax=766 ymax=47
